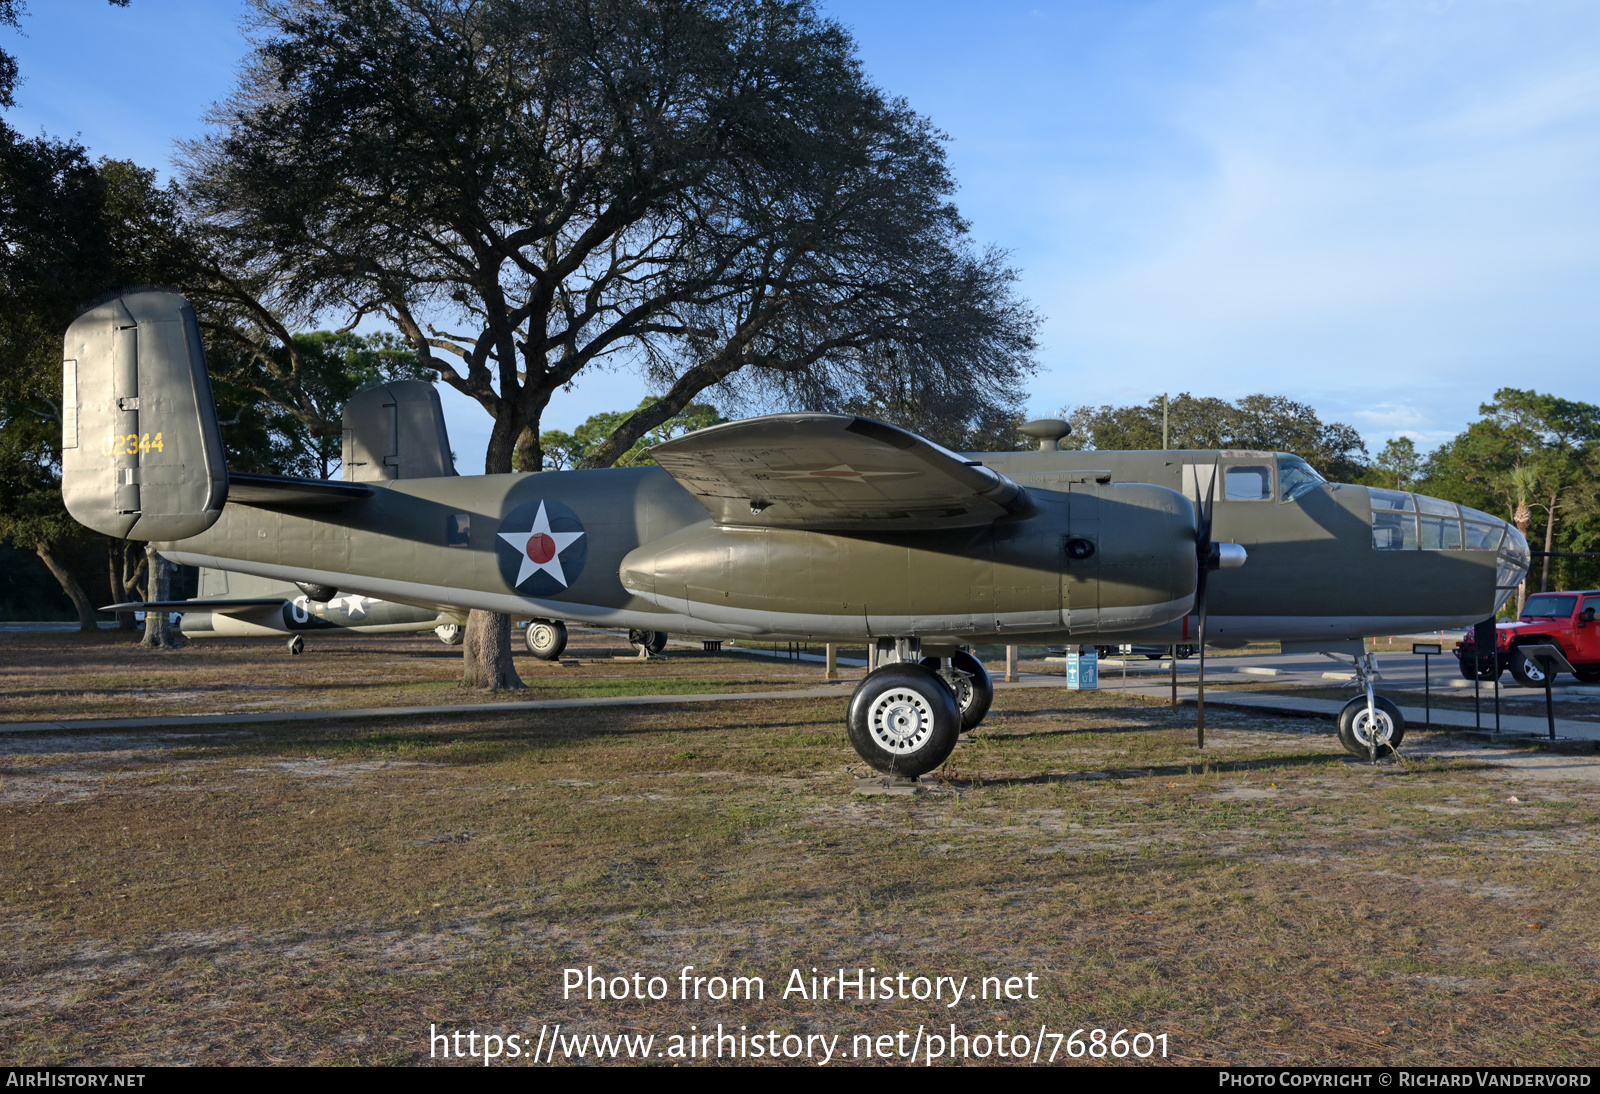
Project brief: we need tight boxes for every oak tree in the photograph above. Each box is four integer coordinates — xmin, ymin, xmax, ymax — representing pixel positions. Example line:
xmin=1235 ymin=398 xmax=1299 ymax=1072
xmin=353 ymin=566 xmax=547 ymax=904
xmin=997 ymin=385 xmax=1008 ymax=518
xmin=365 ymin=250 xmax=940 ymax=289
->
xmin=185 ymin=0 xmax=1039 ymax=687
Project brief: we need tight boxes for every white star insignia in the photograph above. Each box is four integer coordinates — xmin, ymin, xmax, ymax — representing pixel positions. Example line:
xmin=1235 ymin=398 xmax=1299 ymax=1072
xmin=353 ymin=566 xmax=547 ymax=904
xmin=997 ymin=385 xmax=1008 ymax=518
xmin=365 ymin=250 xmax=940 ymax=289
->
xmin=329 ymin=594 xmax=370 ymax=619
xmin=498 ymin=501 xmax=586 ymax=588
xmin=767 ymin=464 xmax=917 ymax=481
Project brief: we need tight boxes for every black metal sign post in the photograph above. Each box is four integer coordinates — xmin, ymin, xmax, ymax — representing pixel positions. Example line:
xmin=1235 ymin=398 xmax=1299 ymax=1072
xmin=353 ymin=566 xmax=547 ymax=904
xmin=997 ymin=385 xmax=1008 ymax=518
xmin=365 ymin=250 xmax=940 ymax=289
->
xmin=1413 ymin=642 xmax=1441 ymax=728
xmin=1515 ymin=643 xmax=1575 ymax=741
xmin=1472 ymin=618 xmax=1497 ymax=732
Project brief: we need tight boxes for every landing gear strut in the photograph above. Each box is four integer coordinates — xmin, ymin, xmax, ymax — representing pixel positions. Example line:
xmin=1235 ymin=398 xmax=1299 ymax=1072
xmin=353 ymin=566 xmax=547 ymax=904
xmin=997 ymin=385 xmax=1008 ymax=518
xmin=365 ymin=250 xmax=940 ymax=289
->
xmin=1325 ymin=650 xmax=1405 ymax=759
xmin=919 ymin=649 xmax=994 ymax=733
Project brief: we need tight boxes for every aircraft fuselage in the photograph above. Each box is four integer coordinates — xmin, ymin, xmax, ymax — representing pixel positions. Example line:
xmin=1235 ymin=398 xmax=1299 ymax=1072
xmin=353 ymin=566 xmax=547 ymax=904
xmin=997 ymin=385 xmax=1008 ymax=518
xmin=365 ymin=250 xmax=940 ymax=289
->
xmin=160 ymin=450 xmax=1524 ymax=647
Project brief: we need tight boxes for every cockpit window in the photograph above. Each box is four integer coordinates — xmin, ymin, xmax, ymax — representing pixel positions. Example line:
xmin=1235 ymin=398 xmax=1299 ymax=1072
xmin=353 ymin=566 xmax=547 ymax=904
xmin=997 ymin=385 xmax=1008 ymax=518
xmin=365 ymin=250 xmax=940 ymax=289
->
xmin=1224 ymin=465 xmax=1272 ymax=501
xmin=1368 ymin=488 xmax=1414 ymax=512
xmin=1522 ymin=594 xmax=1577 ymax=620
xmin=1276 ymin=454 xmax=1325 ymax=501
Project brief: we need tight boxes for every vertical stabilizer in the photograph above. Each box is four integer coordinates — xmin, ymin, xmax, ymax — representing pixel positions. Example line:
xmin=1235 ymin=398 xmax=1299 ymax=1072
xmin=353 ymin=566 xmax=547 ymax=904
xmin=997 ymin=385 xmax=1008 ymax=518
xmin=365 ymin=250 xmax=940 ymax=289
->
xmin=341 ymin=380 xmax=457 ymax=481
xmin=61 ymin=290 xmax=228 ymax=541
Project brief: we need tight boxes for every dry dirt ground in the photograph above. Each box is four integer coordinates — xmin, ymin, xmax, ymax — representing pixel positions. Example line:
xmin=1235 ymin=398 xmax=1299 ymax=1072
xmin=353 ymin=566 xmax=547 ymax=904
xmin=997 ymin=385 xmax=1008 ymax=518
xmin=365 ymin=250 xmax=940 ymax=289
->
xmin=2 ymin=639 xmax=1598 ymax=1066
xmin=0 ymin=628 xmax=834 ymax=722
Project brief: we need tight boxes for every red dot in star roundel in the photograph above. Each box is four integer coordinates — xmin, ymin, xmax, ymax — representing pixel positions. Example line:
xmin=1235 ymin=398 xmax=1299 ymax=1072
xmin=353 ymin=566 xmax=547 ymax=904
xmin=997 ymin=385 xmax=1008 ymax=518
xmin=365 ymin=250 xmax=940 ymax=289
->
xmin=526 ymin=532 xmax=556 ymax=564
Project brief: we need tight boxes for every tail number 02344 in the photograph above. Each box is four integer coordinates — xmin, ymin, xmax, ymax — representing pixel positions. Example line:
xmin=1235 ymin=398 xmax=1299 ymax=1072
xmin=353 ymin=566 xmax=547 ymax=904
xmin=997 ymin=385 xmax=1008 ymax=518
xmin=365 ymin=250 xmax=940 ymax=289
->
xmin=101 ymin=432 xmax=164 ymax=456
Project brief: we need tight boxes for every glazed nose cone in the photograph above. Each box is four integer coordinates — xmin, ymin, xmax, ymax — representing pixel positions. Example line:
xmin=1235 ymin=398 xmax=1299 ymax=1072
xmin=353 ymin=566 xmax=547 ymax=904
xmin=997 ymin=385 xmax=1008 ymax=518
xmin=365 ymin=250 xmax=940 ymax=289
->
xmin=1494 ymin=519 xmax=1530 ymax=615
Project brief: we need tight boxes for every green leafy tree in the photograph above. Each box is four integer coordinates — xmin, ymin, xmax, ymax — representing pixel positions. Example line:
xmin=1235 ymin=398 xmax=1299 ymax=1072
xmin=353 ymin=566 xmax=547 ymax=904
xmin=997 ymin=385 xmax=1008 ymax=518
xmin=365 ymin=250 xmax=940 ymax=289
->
xmin=1064 ymin=393 xmax=1369 ymax=481
xmin=1424 ymin=389 xmax=1600 ymax=594
xmin=211 ymin=330 xmax=434 ymax=478
xmin=0 ymin=139 xmax=185 ymax=630
xmin=536 ymin=399 xmax=724 ymax=471
xmin=1372 ymin=436 xmax=1422 ymax=490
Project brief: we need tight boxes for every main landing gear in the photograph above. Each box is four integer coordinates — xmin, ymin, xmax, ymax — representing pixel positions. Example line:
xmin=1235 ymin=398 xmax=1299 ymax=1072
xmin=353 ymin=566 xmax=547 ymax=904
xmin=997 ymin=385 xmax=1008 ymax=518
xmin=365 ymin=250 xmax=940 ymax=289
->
xmin=628 ymin=629 xmax=668 ymax=657
xmin=525 ymin=619 xmax=569 ymax=660
xmin=1326 ymin=651 xmax=1405 ymax=760
xmin=847 ymin=639 xmax=994 ymax=776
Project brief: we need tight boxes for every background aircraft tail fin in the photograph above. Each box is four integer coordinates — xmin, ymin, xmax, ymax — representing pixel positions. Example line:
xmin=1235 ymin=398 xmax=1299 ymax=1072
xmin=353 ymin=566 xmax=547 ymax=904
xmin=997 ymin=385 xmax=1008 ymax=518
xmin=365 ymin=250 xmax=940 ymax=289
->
xmin=61 ymin=290 xmax=228 ymax=541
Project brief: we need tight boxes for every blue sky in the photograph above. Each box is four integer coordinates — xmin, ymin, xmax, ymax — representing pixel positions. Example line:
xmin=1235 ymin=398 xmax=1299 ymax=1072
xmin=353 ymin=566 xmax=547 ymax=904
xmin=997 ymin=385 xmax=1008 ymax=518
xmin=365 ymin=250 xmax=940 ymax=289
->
xmin=8 ymin=0 xmax=1599 ymax=472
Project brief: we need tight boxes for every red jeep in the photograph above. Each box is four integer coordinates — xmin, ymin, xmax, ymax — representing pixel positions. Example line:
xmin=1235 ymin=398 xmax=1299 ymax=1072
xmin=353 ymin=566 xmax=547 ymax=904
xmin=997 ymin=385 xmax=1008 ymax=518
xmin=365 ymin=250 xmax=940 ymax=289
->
xmin=1454 ymin=591 xmax=1600 ymax=686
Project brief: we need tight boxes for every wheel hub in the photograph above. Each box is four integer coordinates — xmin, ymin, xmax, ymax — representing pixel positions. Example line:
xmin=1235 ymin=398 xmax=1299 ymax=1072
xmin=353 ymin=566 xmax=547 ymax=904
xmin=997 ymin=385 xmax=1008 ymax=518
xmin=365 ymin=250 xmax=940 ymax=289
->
xmin=1350 ymin=708 xmax=1395 ymax=747
xmin=868 ymin=688 xmax=935 ymax=753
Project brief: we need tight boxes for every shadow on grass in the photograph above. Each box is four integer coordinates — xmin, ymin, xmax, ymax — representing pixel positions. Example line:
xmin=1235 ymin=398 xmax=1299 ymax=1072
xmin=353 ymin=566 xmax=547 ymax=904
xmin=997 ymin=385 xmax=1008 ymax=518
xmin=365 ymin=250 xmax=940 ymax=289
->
xmin=944 ymin=751 xmax=1355 ymax=789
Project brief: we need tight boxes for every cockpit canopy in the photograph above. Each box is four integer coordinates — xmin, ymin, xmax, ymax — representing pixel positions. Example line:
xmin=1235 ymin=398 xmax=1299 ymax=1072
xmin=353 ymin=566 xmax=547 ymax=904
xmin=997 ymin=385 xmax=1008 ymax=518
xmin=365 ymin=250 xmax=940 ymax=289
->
xmin=1276 ymin=454 xmax=1325 ymax=501
xmin=1368 ymin=488 xmax=1507 ymax=551
xmin=1366 ymin=487 xmax=1530 ymax=614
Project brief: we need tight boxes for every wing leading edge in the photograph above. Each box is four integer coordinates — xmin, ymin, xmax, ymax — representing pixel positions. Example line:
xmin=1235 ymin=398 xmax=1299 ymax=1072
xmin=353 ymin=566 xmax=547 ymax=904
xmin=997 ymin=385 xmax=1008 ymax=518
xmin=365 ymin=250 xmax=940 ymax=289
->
xmin=648 ymin=414 xmax=1034 ymax=532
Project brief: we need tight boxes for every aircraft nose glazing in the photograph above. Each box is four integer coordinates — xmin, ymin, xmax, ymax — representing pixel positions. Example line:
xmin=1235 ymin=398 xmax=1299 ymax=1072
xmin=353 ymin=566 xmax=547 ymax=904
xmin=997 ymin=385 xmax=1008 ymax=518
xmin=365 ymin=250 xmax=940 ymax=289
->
xmin=1495 ymin=519 xmax=1531 ymax=614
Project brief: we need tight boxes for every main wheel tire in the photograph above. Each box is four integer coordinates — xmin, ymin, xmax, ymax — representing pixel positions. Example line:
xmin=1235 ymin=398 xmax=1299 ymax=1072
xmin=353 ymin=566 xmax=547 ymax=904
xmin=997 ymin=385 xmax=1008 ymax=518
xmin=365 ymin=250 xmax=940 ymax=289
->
xmin=1573 ymin=666 xmax=1600 ymax=684
xmin=847 ymin=664 xmax=962 ymax=777
xmin=919 ymin=650 xmax=995 ymax=732
xmin=628 ymin=629 xmax=668 ymax=655
xmin=524 ymin=619 xmax=568 ymax=660
xmin=1507 ymin=645 xmax=1553 ymax=688
xmin=1458 ymin=655 xmax=1498 ymax=681
xmin=1175 ymin=645 xmax=1196 ymax=660
xmin=286 ymin=634 xmax=305 ymax=656
xmin=435 ymin=622 xmax=464 ymax=646
xmin=1336 ymin=695 xmax=1405 ymax=757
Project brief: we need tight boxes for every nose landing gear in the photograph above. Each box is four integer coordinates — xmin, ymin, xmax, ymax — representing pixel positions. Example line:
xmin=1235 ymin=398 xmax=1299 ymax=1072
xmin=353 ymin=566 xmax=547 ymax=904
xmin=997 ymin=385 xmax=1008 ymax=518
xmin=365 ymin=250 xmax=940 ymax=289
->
xmin=1328 ymin=651 xmax=1405 ymax=759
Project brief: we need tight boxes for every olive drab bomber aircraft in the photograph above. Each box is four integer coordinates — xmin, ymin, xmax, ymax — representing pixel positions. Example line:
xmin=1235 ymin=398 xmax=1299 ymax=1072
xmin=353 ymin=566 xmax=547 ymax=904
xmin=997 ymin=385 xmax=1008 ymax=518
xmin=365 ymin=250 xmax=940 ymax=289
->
xmin=62 ymin=292 xmax=1531 ymax=776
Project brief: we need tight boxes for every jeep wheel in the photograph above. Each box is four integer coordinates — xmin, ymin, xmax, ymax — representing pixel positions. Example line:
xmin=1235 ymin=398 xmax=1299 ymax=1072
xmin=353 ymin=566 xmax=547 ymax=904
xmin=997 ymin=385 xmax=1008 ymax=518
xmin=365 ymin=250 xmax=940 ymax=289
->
xmin=1508 ymin=646 xmax=1553 ymax=688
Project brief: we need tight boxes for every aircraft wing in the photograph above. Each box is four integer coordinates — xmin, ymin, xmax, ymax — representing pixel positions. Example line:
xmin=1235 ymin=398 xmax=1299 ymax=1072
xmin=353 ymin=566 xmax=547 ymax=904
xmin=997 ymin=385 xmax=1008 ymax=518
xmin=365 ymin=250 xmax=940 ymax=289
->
xmin=648 ymin=413 xmax=1034 ymax=531
xmin=100 ymin=598 xmax=286 ymax=615
xmin=226 ymin=472 xmax=372 ymax=509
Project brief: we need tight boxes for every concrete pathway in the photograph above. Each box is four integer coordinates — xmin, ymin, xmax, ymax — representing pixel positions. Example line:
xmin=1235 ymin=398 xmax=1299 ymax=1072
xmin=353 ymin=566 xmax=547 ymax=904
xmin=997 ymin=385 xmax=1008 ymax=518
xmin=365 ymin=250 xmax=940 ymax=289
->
xmin=4 ymin=666 xmax=1596 ymax=744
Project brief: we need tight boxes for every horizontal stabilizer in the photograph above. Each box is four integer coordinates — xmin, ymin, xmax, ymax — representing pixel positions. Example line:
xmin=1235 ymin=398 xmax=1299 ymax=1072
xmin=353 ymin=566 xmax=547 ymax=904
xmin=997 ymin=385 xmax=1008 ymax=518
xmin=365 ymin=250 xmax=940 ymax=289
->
xmin=101 ymin=598 xmax=286 ymax=614
xmin=227 ymin=472 xmax=372 ymax=509
xmin=649 ymin=413 xmax=1034 ymax=531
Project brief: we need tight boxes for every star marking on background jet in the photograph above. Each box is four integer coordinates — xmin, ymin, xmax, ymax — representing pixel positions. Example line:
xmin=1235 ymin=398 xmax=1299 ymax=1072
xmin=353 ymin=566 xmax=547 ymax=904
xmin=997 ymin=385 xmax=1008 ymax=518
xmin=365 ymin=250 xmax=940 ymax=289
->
xmin=767 ymin=464 xmax=918 ymax=481
xmin=328 ymin=594 xmax=371 ymax=619
xmin=497 ymin=501 xmax=587 ymax=588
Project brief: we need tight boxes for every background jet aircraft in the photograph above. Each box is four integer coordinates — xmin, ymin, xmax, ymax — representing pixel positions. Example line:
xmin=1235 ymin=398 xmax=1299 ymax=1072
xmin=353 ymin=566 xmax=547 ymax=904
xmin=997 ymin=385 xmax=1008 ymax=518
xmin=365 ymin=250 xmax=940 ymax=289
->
xmin=107 ymin=566 xmax=467 ymax=654
xmin=62 ymin=292 xmax=1529 ymax=777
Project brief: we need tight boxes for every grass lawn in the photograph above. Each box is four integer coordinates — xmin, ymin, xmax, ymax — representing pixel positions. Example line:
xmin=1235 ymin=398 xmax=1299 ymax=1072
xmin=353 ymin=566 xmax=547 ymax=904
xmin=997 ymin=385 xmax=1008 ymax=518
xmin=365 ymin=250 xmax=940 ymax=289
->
xmin=4 ymin=676 xmax=1598 ymax=1065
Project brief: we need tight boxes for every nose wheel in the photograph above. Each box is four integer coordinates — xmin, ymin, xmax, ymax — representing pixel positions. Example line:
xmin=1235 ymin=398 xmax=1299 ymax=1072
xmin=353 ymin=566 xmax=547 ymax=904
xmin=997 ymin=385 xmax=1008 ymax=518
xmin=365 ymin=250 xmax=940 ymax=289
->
xmin=286 ymin=634 xmax=304 ymax=655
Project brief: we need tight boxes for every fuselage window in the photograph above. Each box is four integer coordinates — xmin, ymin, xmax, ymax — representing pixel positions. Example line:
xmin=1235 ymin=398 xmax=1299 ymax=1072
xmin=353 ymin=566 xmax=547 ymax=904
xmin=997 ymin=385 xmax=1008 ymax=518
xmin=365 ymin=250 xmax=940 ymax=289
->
xmin=1225 ymin=465 xmax=1272 ymax=501
xmin=1371 ymin=488 xmax=1417 ymax=551
xmin=1372 ymin=510 xmax=1417 ymax=550
xmin=1276 ymin=454 xmax=1325 ymax=501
